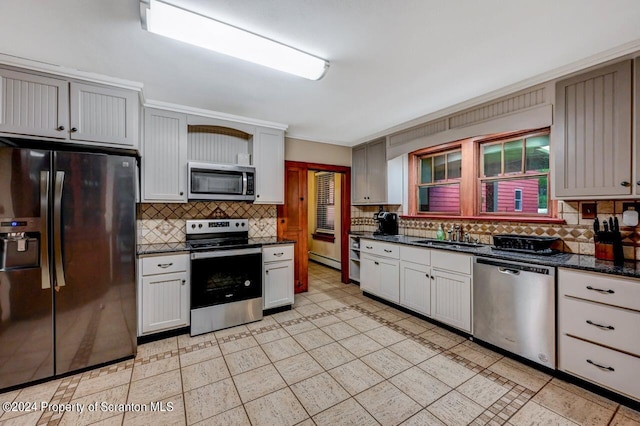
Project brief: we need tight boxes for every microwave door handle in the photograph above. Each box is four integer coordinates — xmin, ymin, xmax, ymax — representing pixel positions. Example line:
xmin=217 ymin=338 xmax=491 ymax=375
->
xmin=242 ymin=172 xmax=248 ymax=196
xmin=53 ymin=171 xmax=67 ymax=290
xmin=40 ymin=171 xmax=50 ymax=289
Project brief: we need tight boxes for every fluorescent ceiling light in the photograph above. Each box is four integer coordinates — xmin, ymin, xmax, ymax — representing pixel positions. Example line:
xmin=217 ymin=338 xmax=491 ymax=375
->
xmin=140 ymin=0 xmax=329 ymax=80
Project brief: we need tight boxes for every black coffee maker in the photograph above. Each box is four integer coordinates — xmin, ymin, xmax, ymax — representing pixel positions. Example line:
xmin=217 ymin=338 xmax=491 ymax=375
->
xmin=374 ymin=211 xmax=398 ymax=235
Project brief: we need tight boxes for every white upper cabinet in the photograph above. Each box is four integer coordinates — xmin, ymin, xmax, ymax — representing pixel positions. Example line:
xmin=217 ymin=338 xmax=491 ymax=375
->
xmin=0 ymin=67 xmax=139 ymax=148
xmin=352 ymin=138 xmax=403 ymax=206
xmin=0 ymin=68 xmax=69 ymax=139
xmin=554 ymin=60 xmax=632 ymax=198
xmin=69 ymin=82 xmax=138 ymax=147
xmin=253 ymin=127 xmax=285 ymax=204
xmin=142 ymin=108 xmax=188 ymax=202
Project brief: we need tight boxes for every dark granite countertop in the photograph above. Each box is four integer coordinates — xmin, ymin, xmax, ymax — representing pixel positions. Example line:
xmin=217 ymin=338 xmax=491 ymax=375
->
xmin=137 ymin=238 xmax=296 ymax=256
xmin=350 ymin=232 xmax=640 ymax=279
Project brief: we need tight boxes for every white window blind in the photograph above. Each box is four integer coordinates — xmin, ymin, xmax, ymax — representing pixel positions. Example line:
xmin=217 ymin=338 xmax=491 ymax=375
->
xmin=315 ymin=172 xmax=335 ymax=233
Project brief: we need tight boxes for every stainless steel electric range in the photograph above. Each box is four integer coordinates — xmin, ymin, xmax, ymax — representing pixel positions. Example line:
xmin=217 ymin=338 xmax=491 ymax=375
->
xmin=186 ymin=219 xmax=263 ymax=336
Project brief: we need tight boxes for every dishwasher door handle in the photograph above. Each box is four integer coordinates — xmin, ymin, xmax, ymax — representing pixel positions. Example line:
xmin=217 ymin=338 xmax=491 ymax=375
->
xmin=498 ymin=267 xmax=520 ymax=276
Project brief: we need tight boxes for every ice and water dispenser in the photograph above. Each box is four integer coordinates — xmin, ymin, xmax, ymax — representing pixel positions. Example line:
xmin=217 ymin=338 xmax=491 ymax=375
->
xmin=0 ymin=224 xmax=40 ymax=270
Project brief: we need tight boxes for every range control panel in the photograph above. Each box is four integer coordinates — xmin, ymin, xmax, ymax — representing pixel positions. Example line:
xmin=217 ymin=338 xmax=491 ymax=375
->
xmin=186 ymin=219 xmax=248 ymax=235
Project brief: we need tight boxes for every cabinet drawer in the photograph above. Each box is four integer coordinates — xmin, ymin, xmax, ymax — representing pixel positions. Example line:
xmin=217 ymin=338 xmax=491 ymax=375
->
xmin=431 ymin=250 xmax=471 ymax=275
xmin=142 ymin=254 xmax=189 ymax=275
xmin=559 ymin=335 xmax=640 ymax=401
xmin=360 ymin=240 xmax=399 ymax=259
xmin=559 ymin=268 xmax=640 ymax=311
xmin=263 ymin=244 xmax=294 ymax=262
xmin=400 ymin=245 xmax=430 ymax=265
xmin=560 ymin=296 xmax=640 ymax=356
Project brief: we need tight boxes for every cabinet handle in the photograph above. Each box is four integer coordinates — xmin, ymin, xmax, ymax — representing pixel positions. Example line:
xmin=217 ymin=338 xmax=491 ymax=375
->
xmin=637 ymin=180 xmax=640 ymax=186
xmin=586 ymin=285 xmax=614 ymax=294
xmin=365 ymin=246 xmax=373 ymax=249
xmin=56 ymin=126 xmax=65 ymax=131
xmin=181 ymin=279 xmax=186 ymax=285
xmin=157 ymin=263 xmax=173 ymax=268
xmin=384 ymin=249 xmax=392 ymax=253
xmin=586 ymin=359 xmax=615 ymax=372
xmin=586 ymin=320 xmax=614 ymax=330
xmin=425 ymin=273 xmax=430 ymax=278
xmin=374 ymin=261 xmax=379 ymax=265
xmin=70 ymin=127 xmax=78 ymax=133
xmin=274 ymin=252 xmax=284 ymax=257
xmin=430 ymin=275 xmax=434 ymax=280
xmin=621 ymin=181 xmax=630 ymax=187
xmin=180 ymin=191 xmax=184 ymax=196
xmin=225 ymin=294 xmax=234 ymax=298
xmin=266 ymin=270 xmax=269 ymax=274
xmin=256 ymin=194 xmax=260 ymax=198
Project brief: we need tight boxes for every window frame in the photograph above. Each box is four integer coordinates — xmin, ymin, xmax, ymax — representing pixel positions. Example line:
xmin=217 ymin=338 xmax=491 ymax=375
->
xmin=314 ymin=172 xmax=335 ymax=235
xmin=478 ymin=130 xmax=550 ymax=217
xmin=407 ymin=128 xmax=557 ymax=221
xmin=415 ymin=146 xmax=463 ymax=215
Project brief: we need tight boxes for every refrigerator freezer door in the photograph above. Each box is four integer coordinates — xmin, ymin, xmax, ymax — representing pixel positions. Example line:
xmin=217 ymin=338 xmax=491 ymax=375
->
xmin=0 ymin=147 xmax=53 ymax=389
xmin=53 ymin=152 xmax=137 ymax=375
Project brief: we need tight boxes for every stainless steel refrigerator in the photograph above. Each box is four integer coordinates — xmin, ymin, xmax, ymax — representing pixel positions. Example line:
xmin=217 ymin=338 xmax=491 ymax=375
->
xmin=0 ymin=143 xmax=137 ymax=389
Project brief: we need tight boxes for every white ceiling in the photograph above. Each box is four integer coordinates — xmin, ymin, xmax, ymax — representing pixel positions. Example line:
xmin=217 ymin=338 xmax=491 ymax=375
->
xmin=1 ymin=0 xmax=640 ymax=146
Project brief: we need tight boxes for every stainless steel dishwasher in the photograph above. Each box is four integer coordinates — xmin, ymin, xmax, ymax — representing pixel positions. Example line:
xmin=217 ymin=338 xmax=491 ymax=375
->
xmin=473 ymin=257 xmax=556 ymax=369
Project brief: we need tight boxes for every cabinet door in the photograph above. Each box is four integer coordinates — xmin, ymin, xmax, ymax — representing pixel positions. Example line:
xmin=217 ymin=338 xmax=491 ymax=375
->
xmin=141 ymin=272 xmax=189 ymax=334
xmin=366 ymin=139 xmax=387 ymax=203
xmin=555 ymin=60 xmax=632 ymax=198
xmin=70 ymin=82 xmax=139 ymax=147
xmin=400 ymin=261 xmax=430 ymax=316
xmin=263 ymin=260 xmax=294 ymax=309
xmin=431 ymin=269 xmax=471 ymax=332
xmin=360 ymin=254 xmax=379 ymax=295
xmin=377 ymin=257 xmax=400 ymax=303
xmin=142 ymin=108 xmax=188 ymax=202
xmin=352 ymin=144 xmax=368 ymax=203
xmin=254 ymin=128 xmax=284 ymax=204
xmin=0 ymin=68 xmax=68 ymax=138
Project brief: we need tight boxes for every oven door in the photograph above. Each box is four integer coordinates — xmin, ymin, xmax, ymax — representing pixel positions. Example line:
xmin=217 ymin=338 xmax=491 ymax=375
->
xmin=190 ymin=247 xmax=262 ymax=308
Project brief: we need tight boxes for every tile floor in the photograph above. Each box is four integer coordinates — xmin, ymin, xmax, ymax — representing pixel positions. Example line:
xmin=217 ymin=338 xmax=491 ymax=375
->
xmin=1 ymin=262 xmax=640 ymax=425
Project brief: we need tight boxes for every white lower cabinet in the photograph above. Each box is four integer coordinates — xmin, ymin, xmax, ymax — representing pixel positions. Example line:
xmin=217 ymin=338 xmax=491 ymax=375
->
xmin=263 ymin=245 xmax=294 ymax=309
xmin=362 ymin=240 xmax=472 ymax=332
xmin=558 ymin=268 xmax=640 ymax=401
xmin=361 ymin=248 xmax=400 ymax=304
xmin=430 ymin=269 xmax=472 ymax=333
xmin=138 ymin=253 xmax=190 ymax=336
xmin=399 ymin=261 xmax=431 ymax=316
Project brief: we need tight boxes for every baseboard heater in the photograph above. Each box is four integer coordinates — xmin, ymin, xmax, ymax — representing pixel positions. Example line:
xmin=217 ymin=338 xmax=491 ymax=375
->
xmin=308 ymin=251 xmax=341 ymax=270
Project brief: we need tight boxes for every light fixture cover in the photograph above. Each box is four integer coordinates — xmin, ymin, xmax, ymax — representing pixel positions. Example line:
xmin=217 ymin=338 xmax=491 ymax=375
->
xmin=140 ymin=0 xmax=329 ymax=80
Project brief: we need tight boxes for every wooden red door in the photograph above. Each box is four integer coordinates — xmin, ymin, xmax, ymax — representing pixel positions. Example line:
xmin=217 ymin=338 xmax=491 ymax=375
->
xmin=277 ymin=163 xmax=308 ymax=293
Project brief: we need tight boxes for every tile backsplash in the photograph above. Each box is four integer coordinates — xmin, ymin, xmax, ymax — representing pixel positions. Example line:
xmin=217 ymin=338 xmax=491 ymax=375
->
xmin=351 ymin=200 xmax=640 ymax=260
xmin=138 ymin=202 xmax=277 ymax=244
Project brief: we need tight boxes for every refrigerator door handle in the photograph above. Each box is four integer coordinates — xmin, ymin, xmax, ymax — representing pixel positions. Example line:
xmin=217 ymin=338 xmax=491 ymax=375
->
xmin=53 ymin=171 xmax=67 ymax=289
xmin=40 ymin=171 xmax=51 ymax=289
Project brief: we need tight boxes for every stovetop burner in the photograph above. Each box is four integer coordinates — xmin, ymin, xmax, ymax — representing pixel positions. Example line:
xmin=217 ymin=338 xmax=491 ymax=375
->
xmin=491 ymin=247 xmax=561 ymax=256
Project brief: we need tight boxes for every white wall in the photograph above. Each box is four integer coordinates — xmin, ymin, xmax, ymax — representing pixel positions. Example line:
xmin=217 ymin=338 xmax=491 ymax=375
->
xmin=285 ymin=137 xmax=351 ymax=167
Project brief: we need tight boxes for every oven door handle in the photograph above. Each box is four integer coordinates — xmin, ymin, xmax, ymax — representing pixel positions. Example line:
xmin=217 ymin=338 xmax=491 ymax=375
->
xmin=191 ymin=247 xmax=262 ymax=259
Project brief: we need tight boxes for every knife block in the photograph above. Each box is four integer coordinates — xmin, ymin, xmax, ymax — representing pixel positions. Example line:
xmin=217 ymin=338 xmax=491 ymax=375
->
xmin=594 ymin=242 xmax=614 ymax=261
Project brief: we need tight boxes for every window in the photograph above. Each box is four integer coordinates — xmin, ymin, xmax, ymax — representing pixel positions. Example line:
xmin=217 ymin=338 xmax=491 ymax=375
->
xmin=480 ymin=132 xmax=550 ymax=215
xmin=514 ymin=189 xmax=523 ymax=212
xmin=315 ymin=172 xmax=335 ymax=233
xmin=409 ymin=128 xmax=554 ymax=219
xmin=416 ymin=149 xmax=462 ymax=213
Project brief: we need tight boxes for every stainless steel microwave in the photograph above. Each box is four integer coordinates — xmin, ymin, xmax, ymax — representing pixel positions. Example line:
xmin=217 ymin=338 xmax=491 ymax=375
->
xmin=187 ymin=162 xmax=255 ymax=201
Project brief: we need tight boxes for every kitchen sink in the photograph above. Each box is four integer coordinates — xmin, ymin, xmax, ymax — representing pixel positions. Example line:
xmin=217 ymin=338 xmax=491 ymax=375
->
xmin=412 ymin=239 xmax=482 ymax=249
